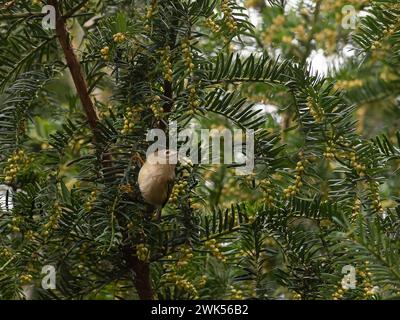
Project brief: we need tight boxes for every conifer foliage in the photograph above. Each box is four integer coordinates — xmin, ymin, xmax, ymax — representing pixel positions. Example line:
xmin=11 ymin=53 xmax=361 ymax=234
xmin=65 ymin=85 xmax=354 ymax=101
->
xmin=0 ymin=0 xmax=399 ymax=300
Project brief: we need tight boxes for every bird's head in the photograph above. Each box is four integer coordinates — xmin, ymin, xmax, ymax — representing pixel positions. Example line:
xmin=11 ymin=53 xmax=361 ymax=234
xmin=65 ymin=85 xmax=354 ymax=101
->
xmin=146 ymin=149 xmax=178 ymax=168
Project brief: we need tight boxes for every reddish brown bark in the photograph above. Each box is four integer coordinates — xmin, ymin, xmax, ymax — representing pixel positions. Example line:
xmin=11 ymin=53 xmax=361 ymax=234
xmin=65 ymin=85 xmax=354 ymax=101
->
xmin=49 ymin=0 xmax=99 ymax=130
xmin=127 ymin=254 xmax=153 ymax=300
xmin=49 ymin=0 xmax=152 ymax=300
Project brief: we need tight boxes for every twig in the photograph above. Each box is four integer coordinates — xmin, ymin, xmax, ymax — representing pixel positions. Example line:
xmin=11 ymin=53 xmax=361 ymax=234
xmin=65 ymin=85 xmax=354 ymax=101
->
xmin=301 ymin=0 xmax=323 ymax=65
xmin=64 ymin=0 xmax=90 ymax=19
xmin=0 ymin=12 xmax=44 ymax=20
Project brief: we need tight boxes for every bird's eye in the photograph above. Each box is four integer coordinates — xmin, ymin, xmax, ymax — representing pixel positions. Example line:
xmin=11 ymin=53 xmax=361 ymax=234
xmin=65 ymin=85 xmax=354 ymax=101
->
xmin=165 ymin=150 xmax=170 ymax=155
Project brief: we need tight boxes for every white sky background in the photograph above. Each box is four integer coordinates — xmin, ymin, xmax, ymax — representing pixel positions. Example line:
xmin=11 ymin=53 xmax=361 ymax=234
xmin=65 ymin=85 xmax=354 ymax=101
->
xmin=246 ymin=0 xmax=358 ymax=76
xmin=244 ymin=0 xmax=366 ymax=117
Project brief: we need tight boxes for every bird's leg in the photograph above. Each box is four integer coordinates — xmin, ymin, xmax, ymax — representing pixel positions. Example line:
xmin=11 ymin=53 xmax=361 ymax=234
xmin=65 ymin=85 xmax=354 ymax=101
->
xmin=154 ymin=208 xmax=162 ymax=222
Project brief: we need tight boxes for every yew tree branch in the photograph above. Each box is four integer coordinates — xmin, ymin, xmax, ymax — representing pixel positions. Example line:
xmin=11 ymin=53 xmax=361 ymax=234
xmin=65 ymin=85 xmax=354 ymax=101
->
xmin=48 ymin=0 xmax=153 ymax=300
xmin=49 ymin=0 xmax=99 ymax=130
xmin=123 ymin=247 xmax=153 ymax=300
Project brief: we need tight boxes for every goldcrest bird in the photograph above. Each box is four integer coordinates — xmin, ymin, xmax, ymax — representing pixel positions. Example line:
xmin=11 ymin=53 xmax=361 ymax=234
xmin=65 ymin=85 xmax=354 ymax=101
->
xmin=138 ymin=149 xmax=177 ymax=208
